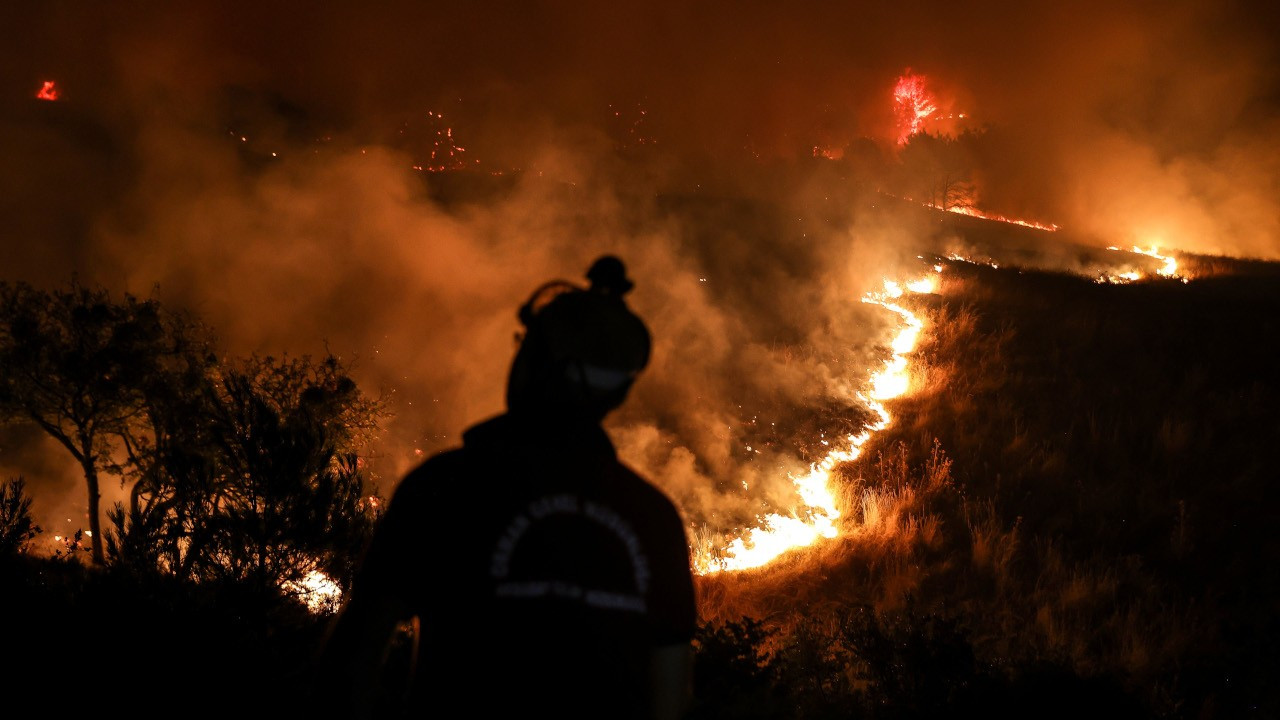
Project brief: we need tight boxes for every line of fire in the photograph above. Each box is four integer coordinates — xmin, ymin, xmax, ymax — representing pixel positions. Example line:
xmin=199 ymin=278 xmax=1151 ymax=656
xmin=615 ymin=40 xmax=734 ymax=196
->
xmin=5 ymin=12 xmax=1280 ymax=715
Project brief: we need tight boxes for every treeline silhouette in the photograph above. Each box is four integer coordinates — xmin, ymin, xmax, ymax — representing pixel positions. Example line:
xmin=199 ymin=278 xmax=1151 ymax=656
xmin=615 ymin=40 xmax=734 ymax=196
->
xmin=0 ymin=281 xmax=384 ymax=584
xmin=0 ymin=281 xmax=385 ymax=717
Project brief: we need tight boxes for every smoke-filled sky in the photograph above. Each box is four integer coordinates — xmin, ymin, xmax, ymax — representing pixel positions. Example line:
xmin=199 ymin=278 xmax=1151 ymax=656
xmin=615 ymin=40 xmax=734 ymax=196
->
xmin=2 ymin=1 xmax=1279 ymax=540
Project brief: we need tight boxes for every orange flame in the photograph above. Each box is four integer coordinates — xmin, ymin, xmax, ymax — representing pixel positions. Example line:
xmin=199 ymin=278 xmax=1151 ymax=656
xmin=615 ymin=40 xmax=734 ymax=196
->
xmin=894 ymin=70 xmax=936 ymax=145
xmin=696 ymin=268 xmax=941 ymax=574
xmin=36 ymin=80 xmax=59 ymax=101
xmin=942 ymin=205 xmax=1060 ymax=232
xmin=948 ymin=246 xmax=1188 ymax=285
xmin=1129 ymin=245 xmax=1180 ymax=278
xmin=898 ymin=189 xmax=1061 ymax=233
xmin=946 ymin=253 xmax=1000 ymax=269
xmin=1100 ymin=245 xmax=1186 ymax=284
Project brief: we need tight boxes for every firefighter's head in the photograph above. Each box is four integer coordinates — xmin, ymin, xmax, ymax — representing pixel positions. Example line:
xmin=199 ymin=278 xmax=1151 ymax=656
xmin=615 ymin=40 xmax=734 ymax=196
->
xmin=507 ymin=256 xmax=650 ymax=422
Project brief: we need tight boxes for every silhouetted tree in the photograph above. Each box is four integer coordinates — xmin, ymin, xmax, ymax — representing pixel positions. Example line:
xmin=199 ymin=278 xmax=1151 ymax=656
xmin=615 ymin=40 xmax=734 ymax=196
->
xmin=897 ymin=131 xmax=979 ymax=213
xmin=0 ymin=282 xmax=210 ymax=564
xmin=0 ymin=477 xmax=41 ymax=556
xmin=110 ymin=354 xmax=385 ymax=600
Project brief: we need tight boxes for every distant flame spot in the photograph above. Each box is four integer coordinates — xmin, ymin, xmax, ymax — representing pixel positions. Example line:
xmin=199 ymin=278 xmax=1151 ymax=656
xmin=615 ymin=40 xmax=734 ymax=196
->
xmin=282 ymin=570 xmax=344 ymax=614
xmin=36 ymin=80 xmax=60 ymax=101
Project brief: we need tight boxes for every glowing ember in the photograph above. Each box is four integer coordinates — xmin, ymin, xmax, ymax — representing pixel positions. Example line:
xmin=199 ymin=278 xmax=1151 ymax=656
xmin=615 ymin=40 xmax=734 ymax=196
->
xmin=950 ymin=245 xmax=1187 ymax=285
xmin=899 ymin=188 xmax=1060 ymax=232
xmin=893 ymin=70 xmax=937 ymax=145
xmin=408 ymin=110 xmax=475 ymax=172
xmin=282 ymin=569 xmax=343 ymax=613
xmin=697 ymin=268 xmax=940 ymax=574
xmin=947 ymin=252 xmax=1000 ymax=270
xmin=1096 ymin=270 xmax=1143 ymax=285
xmin=36 ymin=81 xmax=60 ymax=101
xmin=609 ymin=103 xmax=657 ymax=149
xmin=813 ymin=145 xmax=844 ymax=160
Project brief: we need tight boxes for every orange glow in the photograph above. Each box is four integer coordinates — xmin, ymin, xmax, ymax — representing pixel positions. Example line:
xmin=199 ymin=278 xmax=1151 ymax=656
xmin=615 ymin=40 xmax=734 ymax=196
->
xmin=1101 ymin=245 xmax=1187 ymax=284
xmin=36 ymin=80 xmax=59 ymax=101
xmin=282 ymin=569 xmax=343 ymax=613
xmin=942 ymin=205 xmax=1060 ymax=232
xmin=414 ymin=110 xmax=476 ymax=172
xmin=946 ymin=252 xmax=1000 ymax=270
xmin=893 ymin=70 xmax=936 ymax=145
xmin=1096 ymin=270 xmax=1142 ymax=285
xmin=813 ymin=145 xmax=845 ymax=160
xmin=696 ymin=267 xmax=941 ymax=574
xmin=949 ymin=245 xmax=1188 ymax=285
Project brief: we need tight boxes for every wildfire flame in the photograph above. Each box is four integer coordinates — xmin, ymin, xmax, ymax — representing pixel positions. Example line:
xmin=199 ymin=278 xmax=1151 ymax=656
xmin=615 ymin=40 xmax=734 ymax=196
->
xmin=947 ymin=252 xmax=1000 ymax=269
xmin=813 ymin=145 xmax=844 ymax=160
xmin=894 ymin=70 xmax=937 ymax=145
xmin=409 ymin=110 xmax=474 ymax=173
xmin=1101 ymin=245 xmax=1186 ymax=283
xmin=900 ymin=190 xmax=1061 ymax=233
xmin=942 ymin=205 xmax=1060 ymax=232
xmin=947 ymin=245 xmax=1187 ymax=285
xmin=282 ymin=569 xmax=343 ymax=613
xmin=36 ymin=80 xmax=59 ymax=101
xmin=696 ymin=269 xmax=940 ymax=574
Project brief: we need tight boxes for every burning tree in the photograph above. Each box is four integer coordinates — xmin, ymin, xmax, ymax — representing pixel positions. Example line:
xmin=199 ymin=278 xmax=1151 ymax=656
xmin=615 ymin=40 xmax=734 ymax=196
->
xmin=893 ymin=70 xmax=937 ymax=145
xmin=108 ymin=354 xmax=385 ymax=600
xmin=0 ymin=282 xmax=210 ymax=564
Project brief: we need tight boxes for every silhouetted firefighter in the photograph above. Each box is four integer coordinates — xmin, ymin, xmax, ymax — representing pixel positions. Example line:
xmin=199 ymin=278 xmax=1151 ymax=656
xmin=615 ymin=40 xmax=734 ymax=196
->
xmin=321 ymin=256 xmax=697 ymax=720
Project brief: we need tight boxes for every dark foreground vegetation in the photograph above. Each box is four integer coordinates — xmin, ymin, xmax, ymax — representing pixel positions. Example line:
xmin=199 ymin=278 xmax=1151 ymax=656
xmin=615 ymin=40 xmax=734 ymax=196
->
xmin=4 ymin=247 xmax=1279 ymax=718
xmin=0 ymin=281 xmax=385 ymax=717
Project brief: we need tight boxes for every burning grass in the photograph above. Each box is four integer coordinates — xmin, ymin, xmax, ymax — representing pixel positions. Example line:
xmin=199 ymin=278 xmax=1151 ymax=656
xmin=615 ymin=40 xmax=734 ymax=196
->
xmin=692 ymin=257 xmax=1280 ymax=717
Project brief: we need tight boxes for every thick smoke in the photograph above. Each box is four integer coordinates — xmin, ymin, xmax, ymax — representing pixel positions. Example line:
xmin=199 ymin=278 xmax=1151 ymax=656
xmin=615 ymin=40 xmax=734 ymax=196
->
xmin=2 ymin=1 xmax=1278 ymax=542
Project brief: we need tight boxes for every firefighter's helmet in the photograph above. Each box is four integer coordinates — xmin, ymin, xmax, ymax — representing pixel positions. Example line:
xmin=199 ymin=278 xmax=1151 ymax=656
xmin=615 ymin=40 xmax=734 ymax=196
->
xmin=507 ymin=256 xmax=650 ymax=419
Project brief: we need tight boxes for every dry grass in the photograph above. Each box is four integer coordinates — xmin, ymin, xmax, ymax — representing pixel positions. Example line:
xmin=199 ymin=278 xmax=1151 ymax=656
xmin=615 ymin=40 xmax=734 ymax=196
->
xmin=694 ymin=259 xmax=1280 ymax=717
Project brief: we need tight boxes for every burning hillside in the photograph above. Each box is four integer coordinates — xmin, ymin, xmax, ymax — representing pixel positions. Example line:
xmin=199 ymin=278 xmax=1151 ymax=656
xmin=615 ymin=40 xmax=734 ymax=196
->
xmin=695 ymin=269 xmax=940 ymax=573
xmin=4 ymin=2 xmax=1280 ymax=717
xmin=35 ymin=80 xmax=59 ymax=101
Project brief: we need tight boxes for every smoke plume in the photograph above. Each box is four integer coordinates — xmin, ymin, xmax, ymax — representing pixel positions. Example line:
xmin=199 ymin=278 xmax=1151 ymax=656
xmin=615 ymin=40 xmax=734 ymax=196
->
xmin=2 ymin=0 xmax=1278 ymax=540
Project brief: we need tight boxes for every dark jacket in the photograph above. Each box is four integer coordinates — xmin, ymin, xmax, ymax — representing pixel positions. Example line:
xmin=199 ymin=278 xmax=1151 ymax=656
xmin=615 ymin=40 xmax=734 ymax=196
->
xmin=351 ymin=413 xmax=697 ymax=718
